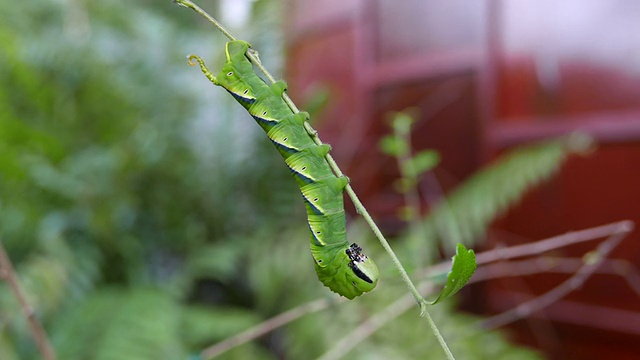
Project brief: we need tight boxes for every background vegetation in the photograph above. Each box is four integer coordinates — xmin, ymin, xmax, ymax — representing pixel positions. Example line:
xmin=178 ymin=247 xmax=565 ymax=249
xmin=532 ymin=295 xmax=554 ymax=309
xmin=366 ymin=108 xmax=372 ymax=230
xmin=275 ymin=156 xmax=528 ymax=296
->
xmin=0 ymin=1 xmax=584 ymax=359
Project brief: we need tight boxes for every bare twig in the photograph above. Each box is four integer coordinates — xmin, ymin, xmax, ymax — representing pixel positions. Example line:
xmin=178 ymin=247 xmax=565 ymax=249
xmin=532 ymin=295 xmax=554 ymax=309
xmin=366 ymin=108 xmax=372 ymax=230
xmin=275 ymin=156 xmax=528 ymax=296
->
xmin=201 ymin=298 xmax=336 ymax=359
xmin=477 ymin=221 xmax=632 ymax=264
xmin=421 ymin=220 xmax=634 ymax=278
xmin=472 ymin=256 xmax=640 ymax=296
xmin=0 ymin=240 xmax=56 ymax=360
xmin=480 ymin=220 xmax=634 ymax=329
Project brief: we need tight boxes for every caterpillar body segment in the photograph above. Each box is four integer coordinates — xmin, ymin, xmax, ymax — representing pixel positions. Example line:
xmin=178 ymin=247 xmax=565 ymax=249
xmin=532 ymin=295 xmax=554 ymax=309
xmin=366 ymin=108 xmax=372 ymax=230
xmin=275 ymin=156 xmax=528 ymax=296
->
xmin=267 ymin=112 xmax=312 ymax=157
xmin=285 ymin=145 xmax=333 ymax=185
xmin=190 ymin=40 xmax=378 ymax=299
xmin=300 ymin=177 xmax=349 ymax=215
xmin=248 ymin=83 xmax=291 ymax=132
xmin=307 ymin=212 xmax=347 ymax=246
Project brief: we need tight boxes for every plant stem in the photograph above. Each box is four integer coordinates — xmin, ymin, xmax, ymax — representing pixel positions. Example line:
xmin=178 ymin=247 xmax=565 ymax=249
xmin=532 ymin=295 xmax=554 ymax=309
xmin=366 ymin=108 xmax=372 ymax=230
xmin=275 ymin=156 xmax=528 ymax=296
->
xmin=422 ymin=309 xmax=455 ymax=360
xmin=318 ymin=287 xmax=431 ymax=360
xmin=0 ymin=240 xmax=57 ymax=360
xmin=201 ymin=298 xmax=335 ymax=359
xmin=391 ymin=111 xmax=430 ymax=265
xmin=173 ymin=0 xmax=236 ymax=41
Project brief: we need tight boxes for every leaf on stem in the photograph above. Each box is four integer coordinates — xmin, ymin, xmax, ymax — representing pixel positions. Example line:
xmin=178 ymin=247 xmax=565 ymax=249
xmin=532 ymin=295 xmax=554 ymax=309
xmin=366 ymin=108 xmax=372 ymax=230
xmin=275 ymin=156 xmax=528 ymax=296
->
xmin=403 ymin=150 xmax=440 ymax=178
xmin=379 ymin=135 xmax=408 ymax=157
xmin=430 ymin=243 xmax=477 ymax=305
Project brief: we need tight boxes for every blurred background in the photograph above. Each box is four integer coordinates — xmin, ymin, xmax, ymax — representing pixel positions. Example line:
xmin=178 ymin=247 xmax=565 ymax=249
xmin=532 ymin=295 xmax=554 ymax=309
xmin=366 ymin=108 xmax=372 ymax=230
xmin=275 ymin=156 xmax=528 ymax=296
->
xmin=0 ymin=0 xmax=639 ymax=359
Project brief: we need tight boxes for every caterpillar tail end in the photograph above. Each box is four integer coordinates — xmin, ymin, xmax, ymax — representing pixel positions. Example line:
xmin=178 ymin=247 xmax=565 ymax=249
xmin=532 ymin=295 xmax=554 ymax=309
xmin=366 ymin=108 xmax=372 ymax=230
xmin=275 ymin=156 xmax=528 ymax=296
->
xmin=187 ymin=54 xmax=218 ymax=84
xmin=311 ymin=242 xmax=379 ymax=300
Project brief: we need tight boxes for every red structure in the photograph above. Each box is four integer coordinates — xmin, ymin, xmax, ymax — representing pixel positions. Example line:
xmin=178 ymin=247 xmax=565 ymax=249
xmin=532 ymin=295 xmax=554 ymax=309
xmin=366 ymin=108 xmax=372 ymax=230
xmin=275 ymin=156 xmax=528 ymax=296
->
xmin=286 ymin=1 xmax=640 ymax=358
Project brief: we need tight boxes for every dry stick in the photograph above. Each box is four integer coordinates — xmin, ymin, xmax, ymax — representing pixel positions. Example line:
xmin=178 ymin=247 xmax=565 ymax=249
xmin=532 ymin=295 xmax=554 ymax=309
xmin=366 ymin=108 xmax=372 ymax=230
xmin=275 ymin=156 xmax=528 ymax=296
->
xmin=472 ymin=256 xmax=640 ymax=296
xmin=196 ymin=220 xmax=634 ymax=359
xmin=0 ymin=241 xmax=56 ymax=360
xmin=481 ymin=220 xmax=634 ymax=329
xmin=476 ymin=222 xmax=632 ymax=265
xmin=421 ymin=220 xmax=635 ymax=278
xmin=200 ymin=299 xmax=335 ymax=359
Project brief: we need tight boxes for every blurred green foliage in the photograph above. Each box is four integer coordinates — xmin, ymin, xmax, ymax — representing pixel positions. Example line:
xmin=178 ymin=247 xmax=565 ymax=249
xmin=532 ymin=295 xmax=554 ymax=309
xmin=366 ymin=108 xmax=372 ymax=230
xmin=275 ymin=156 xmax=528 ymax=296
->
xmin=0 ymin=0 xmax=297 ymax=358
xmin=425 ymin=132 xmax=594 ymax=254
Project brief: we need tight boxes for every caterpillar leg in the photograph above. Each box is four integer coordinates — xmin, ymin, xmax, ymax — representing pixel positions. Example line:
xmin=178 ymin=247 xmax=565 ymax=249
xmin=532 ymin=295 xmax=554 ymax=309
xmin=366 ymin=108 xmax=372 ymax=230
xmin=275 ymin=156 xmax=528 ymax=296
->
xmin=187 ymin=54 xmax=219 ymax=85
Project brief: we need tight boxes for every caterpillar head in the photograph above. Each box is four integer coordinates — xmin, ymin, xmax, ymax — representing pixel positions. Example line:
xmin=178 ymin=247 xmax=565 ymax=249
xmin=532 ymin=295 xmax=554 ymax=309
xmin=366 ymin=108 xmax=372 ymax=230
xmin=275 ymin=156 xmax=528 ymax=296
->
xmin=215 ymin=41 xmax=257 ymax=105
xmin=310 ymin=242 xmax=378 ymax=299
xmin=345 ymin=243 xmax=379 ymax=294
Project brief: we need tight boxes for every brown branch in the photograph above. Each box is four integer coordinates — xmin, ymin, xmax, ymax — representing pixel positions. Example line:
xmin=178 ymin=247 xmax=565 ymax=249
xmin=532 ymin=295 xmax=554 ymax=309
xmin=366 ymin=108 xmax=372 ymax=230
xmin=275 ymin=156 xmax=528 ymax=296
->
xmin=422 ymin=220 xmax=634 ymax=277
xmin=0 ymin=240 xmax=56 ymax=360
xmin=472 ymin=256 xmax=640 ymax=296
xmin=480 ymin=220 xmax=634 ymax=329
xmin=476 ymin=221 xmax=632 ymax=264
xmin=200 ymin=298 xmax=336 ymax=359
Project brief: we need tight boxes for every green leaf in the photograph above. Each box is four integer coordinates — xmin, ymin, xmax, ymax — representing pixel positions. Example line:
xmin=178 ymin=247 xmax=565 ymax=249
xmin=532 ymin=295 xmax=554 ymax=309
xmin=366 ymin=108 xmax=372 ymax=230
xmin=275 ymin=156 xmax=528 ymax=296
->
xmin=426 ymin=134 xmax=594 ymax=253
xmin=403 ymin=150 xmax=440 ymax=177
xmin=391 ymin=112 xmax=415 ymax=136
xmin=379 ymin=135 xmax=408 ymax=157
xmin=52 ymin=288 xmax=186 ymax=360
xmin=430 ymin=243 xmax=476 ymax=305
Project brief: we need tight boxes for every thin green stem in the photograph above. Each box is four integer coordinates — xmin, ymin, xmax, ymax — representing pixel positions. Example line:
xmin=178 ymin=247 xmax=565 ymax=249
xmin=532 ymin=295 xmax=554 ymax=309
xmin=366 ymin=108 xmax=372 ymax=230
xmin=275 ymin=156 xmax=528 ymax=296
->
xmin=391 ymin=112 xmax=430 ymax=266
xmin=173 ymin=0 xmax=236 ymax=41
xmin=201 ymin=298 xmax=336 ymax=359
xmin=423 ymin=309 xmax=455 ymax=360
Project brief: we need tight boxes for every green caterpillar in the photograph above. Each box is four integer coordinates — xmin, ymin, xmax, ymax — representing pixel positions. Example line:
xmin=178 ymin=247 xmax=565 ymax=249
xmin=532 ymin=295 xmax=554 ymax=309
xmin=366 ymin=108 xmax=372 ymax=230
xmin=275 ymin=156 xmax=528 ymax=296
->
xmin=189 ymin=40 xmax=378 ymax=299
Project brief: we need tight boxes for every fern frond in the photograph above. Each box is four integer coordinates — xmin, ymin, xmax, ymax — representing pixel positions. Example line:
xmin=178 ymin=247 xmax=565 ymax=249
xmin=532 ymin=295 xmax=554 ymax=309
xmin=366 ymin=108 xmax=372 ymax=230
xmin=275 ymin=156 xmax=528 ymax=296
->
xmin=52 ymin=288 xmax=185 ymax=360
xmin=427 ymin=133 xmax=594 ymax=252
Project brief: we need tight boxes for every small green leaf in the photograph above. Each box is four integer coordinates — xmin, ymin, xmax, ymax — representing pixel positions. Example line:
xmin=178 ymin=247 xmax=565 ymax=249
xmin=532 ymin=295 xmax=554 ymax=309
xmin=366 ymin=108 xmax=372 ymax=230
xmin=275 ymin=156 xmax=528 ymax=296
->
xmin=430 ymin=243 xmax=476 ymax=305
xmin=391 ymin=112 xmax=415 ymax=136
xmin=405 ymin=150 xmax=440 ymax=177
xmin=379 ymin=135 xmax=408 ymax=157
